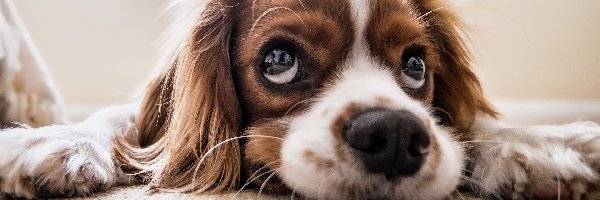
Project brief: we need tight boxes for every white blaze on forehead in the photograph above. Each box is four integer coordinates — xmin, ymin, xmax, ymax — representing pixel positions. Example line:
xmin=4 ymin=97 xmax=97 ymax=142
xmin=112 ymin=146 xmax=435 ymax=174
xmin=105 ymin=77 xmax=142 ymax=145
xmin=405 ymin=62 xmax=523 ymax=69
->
xmin=348 ymin=0 xmax=388 ymax=77
xmin=351 ymin=0 xmax=369 ymax=39
xmin=350 ymin=0 xmax=371 ymax=60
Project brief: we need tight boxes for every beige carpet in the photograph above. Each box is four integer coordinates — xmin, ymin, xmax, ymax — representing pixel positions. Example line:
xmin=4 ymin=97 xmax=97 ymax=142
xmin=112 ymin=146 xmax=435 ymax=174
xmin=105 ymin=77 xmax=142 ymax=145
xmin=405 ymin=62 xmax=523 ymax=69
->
xmin=74 ymin=185 xmax=483 ymax=200
xmin=77 ymin=185 xmax=291 ymax=200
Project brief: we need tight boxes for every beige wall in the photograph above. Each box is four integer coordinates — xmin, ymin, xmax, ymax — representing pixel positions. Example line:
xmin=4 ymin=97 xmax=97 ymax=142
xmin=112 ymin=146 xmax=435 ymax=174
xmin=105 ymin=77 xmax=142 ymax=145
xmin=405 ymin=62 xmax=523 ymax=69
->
xmin=13 ymin=0 xmax=167 ymax=105
xmin=457 ymin=1 xmax=600 ymax=101
xmin=12 ymin=0 xmax=600 ymax=105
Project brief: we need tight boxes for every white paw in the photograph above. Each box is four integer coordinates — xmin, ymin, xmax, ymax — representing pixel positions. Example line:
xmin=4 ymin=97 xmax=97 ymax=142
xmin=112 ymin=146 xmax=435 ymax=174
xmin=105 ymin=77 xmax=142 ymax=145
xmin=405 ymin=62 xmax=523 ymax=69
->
xmin=469 ymin=121 xmax=600 ymax=200
xmin=0 ymin=126 xmax=125 ymax=199
xmin=563 ymin=122 xmax=600 ymax=171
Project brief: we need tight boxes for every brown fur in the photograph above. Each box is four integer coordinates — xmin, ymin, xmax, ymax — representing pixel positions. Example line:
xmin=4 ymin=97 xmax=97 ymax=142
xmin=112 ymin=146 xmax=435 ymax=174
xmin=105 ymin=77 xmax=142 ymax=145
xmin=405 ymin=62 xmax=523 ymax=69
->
xmin=242 ymin=120 xmax=289 ymax=193
xmin=115 ymin=0 xmax=243 ymax=193
xmin=415 ymin=1 xmax=498 ymax=136
xmin=367 ymin=0 xmax=435 ymax=101
xmin=114 ymin=0 xmax=497 ymax=195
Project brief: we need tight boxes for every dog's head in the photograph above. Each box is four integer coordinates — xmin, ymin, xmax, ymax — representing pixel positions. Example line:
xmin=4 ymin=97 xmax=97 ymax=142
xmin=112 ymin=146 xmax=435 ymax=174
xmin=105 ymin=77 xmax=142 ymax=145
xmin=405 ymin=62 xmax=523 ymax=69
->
xmin=122 ymin=0 xmax=496 ymax=199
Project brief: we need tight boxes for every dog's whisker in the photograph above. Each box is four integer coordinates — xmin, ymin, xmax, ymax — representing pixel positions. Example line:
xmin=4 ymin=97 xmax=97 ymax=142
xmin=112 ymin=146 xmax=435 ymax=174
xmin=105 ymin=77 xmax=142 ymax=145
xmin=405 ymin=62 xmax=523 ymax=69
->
xmin=124 ymin=169 xmax=150 ymax=177
xmin=247 ymin=159 xmax=282 ymax=183
xmin=545 ymin=158 xmax=563 ymax=200
xmin=285 ymin=98 xmax=317 ymax=115
xmin=191 ymin=135 xmax=285 ymax=186
xmin=251 ymin=0 xmax=258 ymax=18
xmin=236 ymin=159 xmax=282 ymax=196
xmin=460 ymin=175 xmax=480 ymax=185
xmin=233 ymin=168 xmax=279 ymax=200
xmin=317 ymin=180 xmax=326 ymax=200
xmin=461 ymin=175 xmax=504 ymax=200
xmin=455 ymin=188 xmax=466 ymax=200
xmin=414 ymin=1 xmax=476 ymax=26
xmin=252 ymin=118 xmax=282 ymax=125
xmin=297 ymin=0 xmax=308 ymax=14
xmin=459 ymin=175 xmax=484 ymax=192
xmin=461 ymin=167 xmax=475 ymax=175
xmin=430 ymin=107 xmax=454 ymax=125
xmin=250 ymin=7 xmax=307 ymax=34
xmin=258 ymin=169 xmax=280 ymax=196
xmin=290 ymin=182 xmax=301 ymax=200
xmin=458 ymin=140 xmax=517 ymax=145
xmin=416 ymin=6 xmax=448 ymax=21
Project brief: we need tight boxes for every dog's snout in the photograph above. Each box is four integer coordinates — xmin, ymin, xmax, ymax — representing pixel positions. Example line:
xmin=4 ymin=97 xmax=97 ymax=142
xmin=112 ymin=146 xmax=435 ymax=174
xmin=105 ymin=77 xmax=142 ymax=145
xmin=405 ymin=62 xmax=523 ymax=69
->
xmin=342 ymin=108 xmax=430 ymax=179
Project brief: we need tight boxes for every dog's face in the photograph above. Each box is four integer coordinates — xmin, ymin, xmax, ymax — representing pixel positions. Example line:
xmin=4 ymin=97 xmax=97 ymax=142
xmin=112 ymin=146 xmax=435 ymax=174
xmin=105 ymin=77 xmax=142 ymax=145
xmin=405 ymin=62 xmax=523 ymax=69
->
xmin=236 ymin=1 xmax=462 ymax=199
xmin=128 ymin=0 xmax=495 ymax=199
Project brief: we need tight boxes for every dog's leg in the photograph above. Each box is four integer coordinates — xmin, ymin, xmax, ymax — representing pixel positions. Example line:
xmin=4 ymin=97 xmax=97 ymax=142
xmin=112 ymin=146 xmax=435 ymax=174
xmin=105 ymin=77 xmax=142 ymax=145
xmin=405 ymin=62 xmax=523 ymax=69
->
xmin=0 ymin=0 xmax=64 ymax=127
xmin=0 ymin=104 xmax=138 ymax=199
xmin=467 ymin=114 xmax=600 ymax=199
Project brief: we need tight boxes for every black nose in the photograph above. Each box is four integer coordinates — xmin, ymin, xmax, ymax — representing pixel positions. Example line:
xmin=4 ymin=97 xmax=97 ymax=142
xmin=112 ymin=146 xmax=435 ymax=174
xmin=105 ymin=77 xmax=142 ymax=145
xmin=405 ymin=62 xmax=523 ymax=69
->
xmin=342 ymin=108 xmax=430 ymax=179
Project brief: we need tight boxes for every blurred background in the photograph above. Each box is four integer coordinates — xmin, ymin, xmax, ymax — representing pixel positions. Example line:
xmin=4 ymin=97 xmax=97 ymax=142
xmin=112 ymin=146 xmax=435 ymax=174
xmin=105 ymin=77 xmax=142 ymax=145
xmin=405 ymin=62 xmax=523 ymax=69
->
xmin=11 ymin=0 xmax=600 ymax=124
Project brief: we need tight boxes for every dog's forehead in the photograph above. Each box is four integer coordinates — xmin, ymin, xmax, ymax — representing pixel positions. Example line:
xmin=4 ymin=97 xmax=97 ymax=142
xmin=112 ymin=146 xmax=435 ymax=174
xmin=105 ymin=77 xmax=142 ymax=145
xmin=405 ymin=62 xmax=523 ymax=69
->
xmin=238 ymin=0 xmax=426 ymax=56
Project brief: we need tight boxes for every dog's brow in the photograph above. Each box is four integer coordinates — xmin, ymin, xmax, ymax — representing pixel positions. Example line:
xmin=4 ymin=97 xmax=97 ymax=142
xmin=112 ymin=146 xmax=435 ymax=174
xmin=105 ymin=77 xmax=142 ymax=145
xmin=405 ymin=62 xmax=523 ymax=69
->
xmin=250 ymin=7 xmax=307 ymax=33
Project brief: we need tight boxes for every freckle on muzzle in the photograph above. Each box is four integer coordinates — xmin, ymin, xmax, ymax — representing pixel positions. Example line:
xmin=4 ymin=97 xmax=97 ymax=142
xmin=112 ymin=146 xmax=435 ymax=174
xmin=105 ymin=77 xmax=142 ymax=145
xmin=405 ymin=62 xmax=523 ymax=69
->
xmin=342 ymin=108 xmax=430 ymax=179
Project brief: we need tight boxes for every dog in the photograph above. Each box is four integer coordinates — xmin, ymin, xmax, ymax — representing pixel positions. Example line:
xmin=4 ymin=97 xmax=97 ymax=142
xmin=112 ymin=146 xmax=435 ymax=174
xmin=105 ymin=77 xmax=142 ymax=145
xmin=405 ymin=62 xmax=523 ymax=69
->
xmin=1 ymin=0 xmax=600 ymax=199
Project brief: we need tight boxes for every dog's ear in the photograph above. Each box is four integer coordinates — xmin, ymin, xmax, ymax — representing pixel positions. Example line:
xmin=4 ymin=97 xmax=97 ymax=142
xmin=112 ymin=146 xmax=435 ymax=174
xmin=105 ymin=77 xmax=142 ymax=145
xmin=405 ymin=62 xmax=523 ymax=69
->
xmin=415 ymin=1 xmax=497 ymax=135
xmin=115 ymin=0 xmax=243 ymax=192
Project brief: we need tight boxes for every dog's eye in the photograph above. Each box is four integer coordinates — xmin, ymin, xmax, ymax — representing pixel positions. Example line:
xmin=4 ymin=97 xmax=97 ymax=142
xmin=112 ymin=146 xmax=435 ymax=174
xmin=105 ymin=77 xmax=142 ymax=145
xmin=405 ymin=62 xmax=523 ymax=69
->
xmin=401 ymin=56 xmax=426 ymax=89
xmin=261 ymin=48 xmax=301 ymax=84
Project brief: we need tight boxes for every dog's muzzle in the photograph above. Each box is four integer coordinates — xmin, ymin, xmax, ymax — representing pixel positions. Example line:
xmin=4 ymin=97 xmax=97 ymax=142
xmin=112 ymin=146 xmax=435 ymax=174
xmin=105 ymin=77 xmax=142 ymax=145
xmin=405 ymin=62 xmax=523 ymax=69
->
xmin=343 ymin=108 xmax=430 ymax=179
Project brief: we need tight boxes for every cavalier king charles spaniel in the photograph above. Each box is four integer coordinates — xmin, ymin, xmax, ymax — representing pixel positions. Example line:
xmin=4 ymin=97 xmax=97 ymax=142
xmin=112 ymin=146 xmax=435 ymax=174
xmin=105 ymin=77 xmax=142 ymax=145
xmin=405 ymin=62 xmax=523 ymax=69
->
xmin=1 ymin=0 xmax=600 ymax=199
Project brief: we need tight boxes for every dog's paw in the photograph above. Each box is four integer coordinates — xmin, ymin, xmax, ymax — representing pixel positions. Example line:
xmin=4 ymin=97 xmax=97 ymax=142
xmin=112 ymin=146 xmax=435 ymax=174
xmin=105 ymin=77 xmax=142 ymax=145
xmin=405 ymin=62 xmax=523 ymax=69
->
xmin=469 ymin=121 xmax=600 ymax=200
xmin=564 ymin=122 xmax=600 ymax=171
xmin=0 ymin=126 xmax=125 ymax=199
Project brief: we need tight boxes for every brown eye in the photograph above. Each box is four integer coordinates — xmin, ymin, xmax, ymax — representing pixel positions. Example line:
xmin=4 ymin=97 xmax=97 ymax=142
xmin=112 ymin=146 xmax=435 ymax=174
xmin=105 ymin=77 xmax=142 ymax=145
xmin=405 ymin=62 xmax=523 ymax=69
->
xmin=261 ymin=48 xmax=300 ymax=84
xmin=401 ymin=56 xmax=426 ymax=89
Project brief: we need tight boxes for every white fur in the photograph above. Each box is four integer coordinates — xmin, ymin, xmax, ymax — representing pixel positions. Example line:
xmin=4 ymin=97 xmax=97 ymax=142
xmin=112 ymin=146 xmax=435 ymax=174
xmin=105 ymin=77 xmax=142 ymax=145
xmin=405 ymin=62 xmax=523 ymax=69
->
xmin=469 ymin=114 xmax=600 ymax=199
xmin=0 ymin=104 xmax=138 ymax=198
xmin=349 ymin=0 xmax=369 ymax=62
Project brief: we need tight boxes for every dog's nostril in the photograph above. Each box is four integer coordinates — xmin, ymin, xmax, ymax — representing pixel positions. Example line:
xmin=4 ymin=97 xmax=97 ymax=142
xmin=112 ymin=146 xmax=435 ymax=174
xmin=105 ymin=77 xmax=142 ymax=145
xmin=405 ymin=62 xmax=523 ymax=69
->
xmin=408 ymin=129 xmax=431 ymax=157
xmin=408 ymin=143 xmax=429 ymax=157
xmin=342 ymin=108 xmax=430 ymax=179
xmin=342 ymin=122 xmax=387 ymax=154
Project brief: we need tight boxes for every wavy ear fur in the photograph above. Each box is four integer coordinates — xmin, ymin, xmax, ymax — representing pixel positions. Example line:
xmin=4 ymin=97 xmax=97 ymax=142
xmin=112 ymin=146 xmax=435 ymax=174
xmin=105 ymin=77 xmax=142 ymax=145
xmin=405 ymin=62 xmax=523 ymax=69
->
xmin=416 ymin=1 xmax=497 ymax=136
xmin=115 ymin=0 xmax=242 ymax=193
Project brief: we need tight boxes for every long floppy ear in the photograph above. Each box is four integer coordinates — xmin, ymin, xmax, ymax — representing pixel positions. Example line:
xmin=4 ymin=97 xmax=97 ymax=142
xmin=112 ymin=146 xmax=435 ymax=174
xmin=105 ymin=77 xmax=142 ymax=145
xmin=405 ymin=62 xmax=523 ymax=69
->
xmin=114 ymin=0 xmax=242 ymax=193
xmin=416 ymin=1 xmax=497 ymax=135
